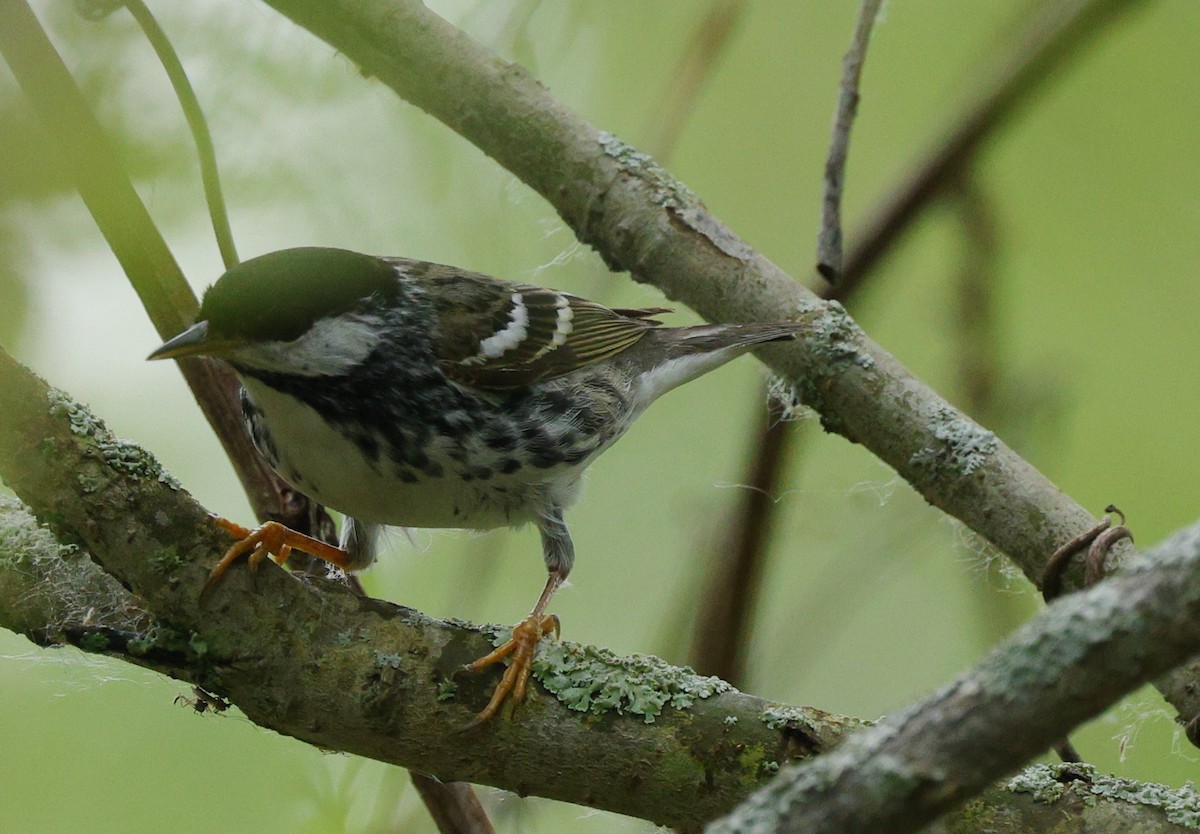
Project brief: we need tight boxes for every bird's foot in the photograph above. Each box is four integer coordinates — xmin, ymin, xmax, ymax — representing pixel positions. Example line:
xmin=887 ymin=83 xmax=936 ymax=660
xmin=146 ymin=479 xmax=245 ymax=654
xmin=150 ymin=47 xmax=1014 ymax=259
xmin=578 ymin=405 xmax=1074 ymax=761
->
xmin=462 ymin=612 xmax=560 ymax=728
xmin=200 ymin=517 xmax=351 ymax=604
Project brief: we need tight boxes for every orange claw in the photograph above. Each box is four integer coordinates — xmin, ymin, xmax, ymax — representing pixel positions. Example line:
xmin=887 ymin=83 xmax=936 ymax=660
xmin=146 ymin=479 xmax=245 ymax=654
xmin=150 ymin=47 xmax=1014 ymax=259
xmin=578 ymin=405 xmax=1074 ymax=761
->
xmin=200 ymin=517 xmax=351 ymax=604
xmin=462 ymin=612 xmax=560 ymax=730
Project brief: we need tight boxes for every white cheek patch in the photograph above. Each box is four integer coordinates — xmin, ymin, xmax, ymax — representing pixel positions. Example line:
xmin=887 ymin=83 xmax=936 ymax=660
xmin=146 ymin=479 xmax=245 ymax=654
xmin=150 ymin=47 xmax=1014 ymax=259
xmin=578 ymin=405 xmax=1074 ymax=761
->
xmin=233 ymin=315 xmax=384 ymax=377
xmin=463 ymin=292 xmax=529 ymax=365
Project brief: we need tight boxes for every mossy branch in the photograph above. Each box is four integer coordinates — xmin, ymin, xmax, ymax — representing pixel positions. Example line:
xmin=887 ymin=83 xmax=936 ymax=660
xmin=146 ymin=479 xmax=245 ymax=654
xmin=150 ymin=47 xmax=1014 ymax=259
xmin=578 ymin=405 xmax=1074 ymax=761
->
xmin=5 ymin=353 xmax=1200 ymax=833
xmin=0 ymin=347 xmax=859 ymax=832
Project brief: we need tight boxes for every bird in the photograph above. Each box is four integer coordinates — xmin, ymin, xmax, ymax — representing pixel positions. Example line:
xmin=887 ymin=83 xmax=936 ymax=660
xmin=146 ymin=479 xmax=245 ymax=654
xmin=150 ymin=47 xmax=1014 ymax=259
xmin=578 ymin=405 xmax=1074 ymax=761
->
xmin=149 ymin=246 xmax=802 ymax=725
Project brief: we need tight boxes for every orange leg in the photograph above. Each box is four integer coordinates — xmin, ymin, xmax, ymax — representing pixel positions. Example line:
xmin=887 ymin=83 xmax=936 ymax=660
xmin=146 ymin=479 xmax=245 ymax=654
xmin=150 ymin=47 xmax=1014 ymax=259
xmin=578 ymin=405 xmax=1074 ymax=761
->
xmin=462 ymin=570 xmax=563 ymax=728
xmin=200 ymin=517 xmax=351 ymax=604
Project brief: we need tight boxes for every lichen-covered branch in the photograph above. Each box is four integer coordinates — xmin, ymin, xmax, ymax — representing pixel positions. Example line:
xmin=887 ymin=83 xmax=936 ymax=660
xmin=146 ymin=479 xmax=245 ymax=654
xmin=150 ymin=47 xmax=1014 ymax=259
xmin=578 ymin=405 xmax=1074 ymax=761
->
xmin=248 ymin=0 xmax=1200 ymax=738
xmin=704 ymin=519 xmax=1200 ymax=834
xmin=254 ymin=0 xmax=1107 ymax=612
xmin=5 ymin=363 xmax=1200 ymax=834
xmin=0 ymin=347 xmax=862 ymax=831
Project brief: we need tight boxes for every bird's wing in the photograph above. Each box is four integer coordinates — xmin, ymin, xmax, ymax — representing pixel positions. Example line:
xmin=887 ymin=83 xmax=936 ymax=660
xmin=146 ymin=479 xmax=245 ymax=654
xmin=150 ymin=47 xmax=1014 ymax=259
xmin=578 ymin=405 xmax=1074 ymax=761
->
xmin=419 ymin=267 xmax=669 ymax=391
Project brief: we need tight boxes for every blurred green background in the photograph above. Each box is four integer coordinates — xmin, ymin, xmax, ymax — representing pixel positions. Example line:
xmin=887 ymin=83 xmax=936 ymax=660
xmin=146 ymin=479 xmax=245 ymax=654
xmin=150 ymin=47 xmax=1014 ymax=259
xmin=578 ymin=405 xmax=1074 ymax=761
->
xmin=2 ymin=1 xmax=1199 ymax=831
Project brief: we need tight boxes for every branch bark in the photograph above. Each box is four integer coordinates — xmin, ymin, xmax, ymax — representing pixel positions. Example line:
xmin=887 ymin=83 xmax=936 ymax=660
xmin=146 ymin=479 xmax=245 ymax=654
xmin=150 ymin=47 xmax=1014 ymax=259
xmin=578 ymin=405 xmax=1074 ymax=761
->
xmin=6 ymin=354 xmax=1199 ymax=833
xmin=704 ymin=519 xmax=1200 ymax=833
xmin=251 ymin=0 xmax=1200 ymax=734
xmin=0 ymin=347 xmax=859 ymax=832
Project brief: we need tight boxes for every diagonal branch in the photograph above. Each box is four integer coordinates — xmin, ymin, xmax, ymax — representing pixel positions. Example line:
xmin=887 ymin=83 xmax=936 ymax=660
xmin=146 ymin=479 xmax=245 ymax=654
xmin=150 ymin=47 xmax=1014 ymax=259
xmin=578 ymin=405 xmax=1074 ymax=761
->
xmin=243 ymin=0 xmax=1200 ymax=731
xmin=0 ymin=0 xmax=286 ymax=523
xmin=705 ymin=517 xmax=1200 ymax=834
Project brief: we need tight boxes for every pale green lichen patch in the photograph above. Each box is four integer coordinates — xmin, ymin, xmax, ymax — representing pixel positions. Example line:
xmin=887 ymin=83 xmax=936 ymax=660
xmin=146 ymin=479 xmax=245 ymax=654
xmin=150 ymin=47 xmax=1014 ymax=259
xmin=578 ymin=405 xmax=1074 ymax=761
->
xmin=597 ymin=131 xmax=694 ymax=209
xmin=1009 ymin=763 xmax=1200 ymax=828
xmin=804 ymin=302 xmax=875 ymax=371
xmin=46 ymin=388 xmax=180 ymax=488
xmin=528 ymin=638 xmax=733 ymax=722
xmin=908 ymin=404 xmax=997 ymax=477
xmin=595 ymin=131 xmax=758 ymax=261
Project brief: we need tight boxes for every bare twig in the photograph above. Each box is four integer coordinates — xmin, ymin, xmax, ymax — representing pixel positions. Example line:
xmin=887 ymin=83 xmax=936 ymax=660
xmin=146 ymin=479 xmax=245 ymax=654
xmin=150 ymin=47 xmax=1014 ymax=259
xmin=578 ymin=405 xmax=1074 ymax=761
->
xmin=123 ymin=0 xmax=239 ymax=269
xmin=645 ymin=0 xmax=746 ymax=161
xmin=840 ymin=0 xmax=1154 ymax=292
xmin=816 ymin=0 xmax=884 ymax=283
xmin=951 ymin=176 xmax=1002 ymax=421
xmin=689 ymin=403 xmax=804 ymax=682
xmin=690 ymin=0 xmax=1151 ymax=688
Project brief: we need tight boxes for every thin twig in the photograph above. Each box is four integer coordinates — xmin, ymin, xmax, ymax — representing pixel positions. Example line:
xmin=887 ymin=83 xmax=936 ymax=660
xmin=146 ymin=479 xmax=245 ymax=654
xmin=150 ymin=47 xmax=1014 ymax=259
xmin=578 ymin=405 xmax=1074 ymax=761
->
xmin=951 ymin=175 xmax=1001 ymax=422
xmin=816 ymin=0 xmax=884 ymax=283
xmin=410 ymin=774 xmax=497 ymax=834
xmin=645 ymin=0 xmax=746 ymax=162
xmin=123 ymin=0 xmax=239 ymax=269
xmin=839 ymin=0 xmax=1151 ymax=291
xmin=690 ymin=0 xmax=1150 ymax=687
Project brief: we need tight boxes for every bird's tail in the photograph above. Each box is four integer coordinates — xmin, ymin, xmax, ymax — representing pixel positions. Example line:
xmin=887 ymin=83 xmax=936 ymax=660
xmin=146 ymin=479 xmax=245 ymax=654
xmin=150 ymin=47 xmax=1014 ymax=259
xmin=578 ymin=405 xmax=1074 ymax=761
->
xmin=632 ymin=321 xmax=802 ymax=406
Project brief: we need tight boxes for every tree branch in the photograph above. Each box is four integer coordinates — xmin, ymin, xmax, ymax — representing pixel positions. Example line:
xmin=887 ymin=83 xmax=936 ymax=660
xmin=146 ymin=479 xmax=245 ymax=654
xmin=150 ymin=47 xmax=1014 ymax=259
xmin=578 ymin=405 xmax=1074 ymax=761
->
xmin=0 ymin=0 xmax=310 ymax=529
xmin=705 ymin=518 xmax=1200 ymax=833
xmin=815 ymin=0 xmax=884 ymax=282
xmin=6 ymin=355 xmax=1198 ymax=833
xmin=0 ymin=347 xmax=860 ymax=832
xmin=248 ymin=0 xmax=1200 ymax=733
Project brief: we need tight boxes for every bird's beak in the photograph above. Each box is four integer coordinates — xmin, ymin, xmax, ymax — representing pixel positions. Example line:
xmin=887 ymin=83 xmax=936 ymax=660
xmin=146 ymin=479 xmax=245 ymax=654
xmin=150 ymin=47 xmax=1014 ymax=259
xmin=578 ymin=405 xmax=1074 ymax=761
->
xmin=147 ymin=321 xmax=239 ymax=361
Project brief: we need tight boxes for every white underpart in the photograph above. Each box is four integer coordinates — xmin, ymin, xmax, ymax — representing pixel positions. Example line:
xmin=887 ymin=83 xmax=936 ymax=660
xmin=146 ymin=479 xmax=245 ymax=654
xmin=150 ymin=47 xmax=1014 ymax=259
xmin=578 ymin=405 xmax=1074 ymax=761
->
xmin=632 ymin=345 xmax=748 ymax=411
xmin=463 ymin=292 xmax=529 ymax=364
xmin=233 ymin=314 xmax=384 ymax=377
xmin=529 ymin=294 xmax=575 ymax=361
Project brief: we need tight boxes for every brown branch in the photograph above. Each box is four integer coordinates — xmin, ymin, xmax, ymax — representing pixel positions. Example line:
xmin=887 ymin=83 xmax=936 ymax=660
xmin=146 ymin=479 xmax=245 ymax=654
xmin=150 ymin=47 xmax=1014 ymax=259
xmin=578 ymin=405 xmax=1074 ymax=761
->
xmin=839 ymin=0 xmax=1154 ymax=291
xmin=410 ymin=774 xmax=497 ymax=834
xmin=816 ymin=0 xmax=884 ymax=283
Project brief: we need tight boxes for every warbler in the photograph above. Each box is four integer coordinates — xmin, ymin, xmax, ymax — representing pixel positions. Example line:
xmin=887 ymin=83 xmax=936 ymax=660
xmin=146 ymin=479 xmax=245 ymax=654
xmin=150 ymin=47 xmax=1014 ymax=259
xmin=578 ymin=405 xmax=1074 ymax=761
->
xmin=150 ymin=247 xmax=801 ymax=723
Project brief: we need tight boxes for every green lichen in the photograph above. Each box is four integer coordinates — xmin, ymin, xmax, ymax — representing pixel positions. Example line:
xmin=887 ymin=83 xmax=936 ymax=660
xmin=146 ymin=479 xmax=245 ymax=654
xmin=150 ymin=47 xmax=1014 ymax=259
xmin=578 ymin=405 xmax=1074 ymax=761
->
xmin=597 ymin=131 xmax=694 ymax=209
xmin=804 ymin=301 xmax=875 ymax=371
xmin=909 ymin=404 xmax=998 ymax=477
xmin=435 ymin=678 xmax=458 ymax=702
xmin=150 ymin=546 xmax=185 ymax=573
xmin=762 ymin=704 xmax=812 ymax=731
xmin=373 ymin=651 xmax=403 ymax=669
xmin=46 ymin=388 xmax=181 ymax=489
xmin=527 ymin=638 xmax=732 ymax=722
xmin=127 ymin=623 xmax=204 ymax=660
xmin=1009 ymin=763 xmax=1200 ymax=828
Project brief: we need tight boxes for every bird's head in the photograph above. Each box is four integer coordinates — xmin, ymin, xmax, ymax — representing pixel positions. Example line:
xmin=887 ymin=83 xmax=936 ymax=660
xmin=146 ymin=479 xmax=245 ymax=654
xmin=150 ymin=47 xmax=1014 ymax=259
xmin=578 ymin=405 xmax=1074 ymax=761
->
xmin=148 ymin=247 xmax=401 ymax=378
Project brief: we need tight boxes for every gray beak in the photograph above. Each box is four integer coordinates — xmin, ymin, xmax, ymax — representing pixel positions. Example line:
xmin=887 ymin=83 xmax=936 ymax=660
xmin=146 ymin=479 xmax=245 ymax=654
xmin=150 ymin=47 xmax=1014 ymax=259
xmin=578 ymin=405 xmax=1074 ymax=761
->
xmin=147 ymin=321 xmax=219 ymax=361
